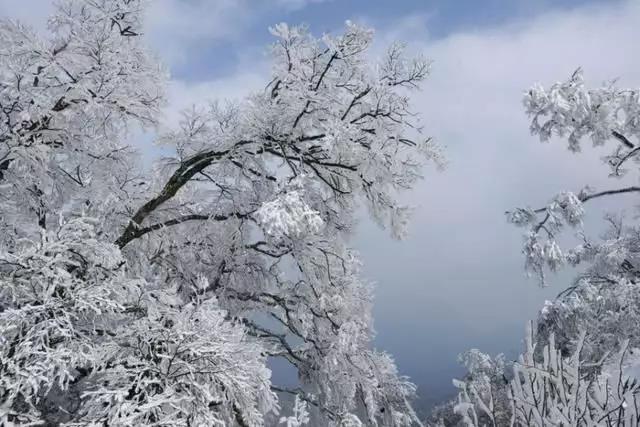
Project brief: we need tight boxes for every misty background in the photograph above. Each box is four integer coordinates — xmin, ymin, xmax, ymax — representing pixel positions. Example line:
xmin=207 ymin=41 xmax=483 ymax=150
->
xmin=3 ymin=0 xmax=640 ymax=416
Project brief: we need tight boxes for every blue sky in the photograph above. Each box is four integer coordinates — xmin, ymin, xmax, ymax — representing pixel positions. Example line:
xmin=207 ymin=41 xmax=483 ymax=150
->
xmin=2 ymin=0 xmax=638 ymax=417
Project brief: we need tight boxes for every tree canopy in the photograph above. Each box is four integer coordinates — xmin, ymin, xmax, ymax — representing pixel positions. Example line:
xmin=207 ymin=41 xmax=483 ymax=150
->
xmin=0 ymin=1 xmax=441 ymax=425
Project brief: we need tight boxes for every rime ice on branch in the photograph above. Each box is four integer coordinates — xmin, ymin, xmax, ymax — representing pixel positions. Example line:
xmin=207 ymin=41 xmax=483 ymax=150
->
xmin=508 ymin=70 xmax=640 ymax=286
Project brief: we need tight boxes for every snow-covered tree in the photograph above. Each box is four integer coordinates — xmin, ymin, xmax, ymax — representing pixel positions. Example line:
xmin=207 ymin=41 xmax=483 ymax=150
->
xmin=433 ymin=71 xmax=640 ymax=426
xmin=507 ymin=69 xmax=640 ymax=288
xmin=509 ymin=325 xmax=640 ymax=427
xmin=0 ymin=1 xmax=440 ymax=425
xmin=449 ymin=323 xmax=640 ymax=427
xmin=506 ymin=70 xmax=640 ymax=360
xmin=451 ymin=350 xmax=511 ymax=427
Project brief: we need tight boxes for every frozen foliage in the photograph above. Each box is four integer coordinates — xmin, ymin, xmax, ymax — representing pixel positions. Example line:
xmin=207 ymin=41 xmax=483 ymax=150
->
xmin=255 ymin=177 xmax=324 ymax=238
xmin=524 ymin=68 xmax=640 ymax=153
xmin=0 ymin=1 xmax=439 ymax=425
xmin=507 ymin=190 xmax=586 ymax=285
xmin=78 ymin=297 xmax=276 ymax=426
xmin=446 ymin=324 xmax=640 ymax=427
xmin=0 ymin=218 xmax=274 ymax=426
xmin=508 ymin=70 xmax=640 ymax=286
xmin=0 ymin=217 xmax=128 ymax=425
xmin=509 ymin=326 xmax=640 ymax=426
xmin=536 ymin=256 xmax=640 ymax=361
xmin=452 ymin=350 xmax=511 ymax=427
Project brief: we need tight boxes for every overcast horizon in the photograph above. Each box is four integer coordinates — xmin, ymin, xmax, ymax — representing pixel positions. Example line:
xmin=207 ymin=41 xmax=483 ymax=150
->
xmin=3 ymin=0 xmax=639 ymax=417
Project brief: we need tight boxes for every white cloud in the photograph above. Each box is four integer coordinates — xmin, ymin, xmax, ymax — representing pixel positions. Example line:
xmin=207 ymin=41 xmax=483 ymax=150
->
xmin=142 ymin=0 xmax=335 ymax=67
xmin=143 ymin=0 xmax=257 ymax=66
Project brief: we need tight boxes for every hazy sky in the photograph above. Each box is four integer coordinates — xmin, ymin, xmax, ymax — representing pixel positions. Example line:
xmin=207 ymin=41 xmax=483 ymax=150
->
xmin=3 ymin=0 xmax=639 ymax=416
